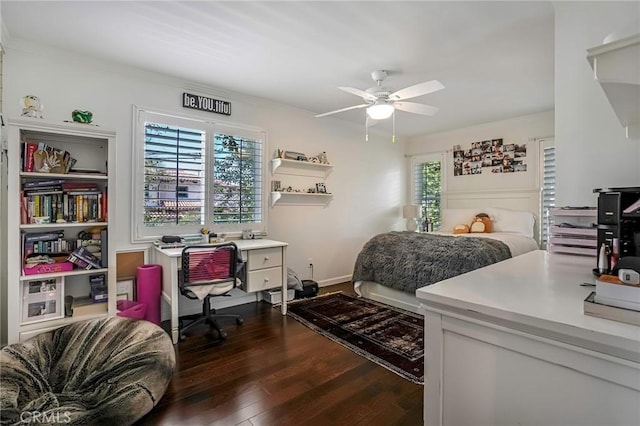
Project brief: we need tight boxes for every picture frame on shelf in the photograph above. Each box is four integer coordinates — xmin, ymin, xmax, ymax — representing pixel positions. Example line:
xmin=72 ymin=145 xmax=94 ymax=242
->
xmin=117 ymin=278 xmax=135 ymax=301
xmin=271 ymin=180 xmax=281 ymax=192
xmin=316 ymin=182 xmax=327 ymax=194
xmin=22 ymin=278 xmax=63 ymax=323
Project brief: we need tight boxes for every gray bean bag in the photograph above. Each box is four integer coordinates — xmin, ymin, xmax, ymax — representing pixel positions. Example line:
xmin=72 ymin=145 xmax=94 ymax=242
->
xmin=0 ymin=316 xmax=175 ymax=425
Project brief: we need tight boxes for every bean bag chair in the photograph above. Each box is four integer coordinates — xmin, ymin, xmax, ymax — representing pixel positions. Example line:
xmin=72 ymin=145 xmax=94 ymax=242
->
xmin=0 ymin=316 xmax=175 ymax=425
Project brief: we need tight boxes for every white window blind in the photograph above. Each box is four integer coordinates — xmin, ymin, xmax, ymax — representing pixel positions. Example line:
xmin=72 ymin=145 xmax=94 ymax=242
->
xmin=212 ymin=132 xmax=262 ymax=225
xmin=133 ymin=108 xmax=266 ymax=241
xmin=540 ymin=142 xmax=555 ymax=248
xmin=412 ymin=155 xmax=442 ymax=230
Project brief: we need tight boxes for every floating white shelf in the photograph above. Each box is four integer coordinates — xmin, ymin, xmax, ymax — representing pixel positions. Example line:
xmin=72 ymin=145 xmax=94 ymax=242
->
xmin=270 ymin=191 xmax=333 ymax=207
xmin=587 ymin=33 xmax=640 ymax=139
xmin=270 ymin=158 xmax=333 ymax=178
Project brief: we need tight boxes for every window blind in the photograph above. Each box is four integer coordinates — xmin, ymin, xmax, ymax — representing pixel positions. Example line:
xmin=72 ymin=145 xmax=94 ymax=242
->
xmin=212 ymin=133 xmax=262 ymax=224
xmin=143 ymin=123 xmax=205 ymax=227
xmin=541 ymin=145 xmax=555 ymax=248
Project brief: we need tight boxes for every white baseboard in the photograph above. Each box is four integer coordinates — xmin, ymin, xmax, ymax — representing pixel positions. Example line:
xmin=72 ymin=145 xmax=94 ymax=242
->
xmin=317 ymin=275 xmax=352 ymax=287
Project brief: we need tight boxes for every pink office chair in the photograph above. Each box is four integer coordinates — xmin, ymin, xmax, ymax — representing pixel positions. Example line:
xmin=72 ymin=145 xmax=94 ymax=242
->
xmin=179 ymin=243 xmax=243 ymax=341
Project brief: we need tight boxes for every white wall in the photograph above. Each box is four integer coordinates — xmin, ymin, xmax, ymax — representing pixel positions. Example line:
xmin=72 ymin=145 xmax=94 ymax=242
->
xmin=3 ymin=39 xmax=407 ymax=291
xmin=554 ymin=2 xmax=640 ymax=206
xmin=406 ymin=110 xmax=554 ymax=196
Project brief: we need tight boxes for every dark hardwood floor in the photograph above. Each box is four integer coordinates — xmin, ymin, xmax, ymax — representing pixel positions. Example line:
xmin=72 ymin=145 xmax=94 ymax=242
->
xmin=137 ymin=282 xmax=423 ymax=425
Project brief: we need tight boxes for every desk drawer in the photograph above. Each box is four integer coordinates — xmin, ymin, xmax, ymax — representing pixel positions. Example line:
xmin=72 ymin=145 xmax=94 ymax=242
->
xmin=244 ymin=267 xmax=282 ymax=292
xmin=247 ymin=247 xmax=282 ymax=271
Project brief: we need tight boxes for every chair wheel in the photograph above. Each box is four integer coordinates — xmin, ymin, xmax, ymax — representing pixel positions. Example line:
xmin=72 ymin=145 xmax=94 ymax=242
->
xmin=179 ymin=334 xmax=186 ymax=342
xmin=219 ymin=331 xmax=228 ymax=340
xmin=236 ymin=318 xmax=244 ymax=325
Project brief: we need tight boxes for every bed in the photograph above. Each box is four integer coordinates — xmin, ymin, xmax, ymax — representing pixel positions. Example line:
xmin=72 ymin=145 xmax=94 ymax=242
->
xmin=353 ymin=203 xmax=540 ymax=313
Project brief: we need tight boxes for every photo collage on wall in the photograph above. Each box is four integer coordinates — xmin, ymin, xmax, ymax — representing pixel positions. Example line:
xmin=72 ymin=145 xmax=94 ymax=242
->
xmin=453 ymin=138 xmax=527 ymax=176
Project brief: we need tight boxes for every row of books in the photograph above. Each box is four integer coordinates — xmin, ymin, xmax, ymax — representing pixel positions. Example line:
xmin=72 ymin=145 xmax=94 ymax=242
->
xmin=22 ymin=229 xmax=108 ymax=272
xmin=21 ymin=191 xmax=107 ymax=224
xmin=584 ymin=273 xmax=640 ymax=326
xmin=23 ymin=141 xmax=77 ymax=174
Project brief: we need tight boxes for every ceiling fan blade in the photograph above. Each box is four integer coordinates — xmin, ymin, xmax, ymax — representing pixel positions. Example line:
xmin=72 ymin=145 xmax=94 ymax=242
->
xmin=389 ymin=80 xmax=445 ymax=101
xmin=339 ymin=86 xmax=377 ymax=101
xmin=315 ymin=103 xmax=368 ymax=118
xmin=394 ymin=102 xmax=440 ymax=116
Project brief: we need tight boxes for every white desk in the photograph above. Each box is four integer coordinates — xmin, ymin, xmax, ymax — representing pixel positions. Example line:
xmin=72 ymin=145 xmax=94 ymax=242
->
xmin=417 ymin=250 xmax=640 ymax=426
xmin=152 ymin=239 xmax=288 ymax=344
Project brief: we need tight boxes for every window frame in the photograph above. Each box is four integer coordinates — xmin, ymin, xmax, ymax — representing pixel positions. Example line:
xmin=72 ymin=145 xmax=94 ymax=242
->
xmin=132 ymin=106 xmax=268 ymax=242
xmin=410 ymin=152 xmax=445 ymax=231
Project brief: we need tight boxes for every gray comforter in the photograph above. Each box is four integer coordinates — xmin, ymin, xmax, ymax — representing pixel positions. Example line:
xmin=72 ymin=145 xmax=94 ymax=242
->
xmin=352 ymin=231 xmax=512 ymax=294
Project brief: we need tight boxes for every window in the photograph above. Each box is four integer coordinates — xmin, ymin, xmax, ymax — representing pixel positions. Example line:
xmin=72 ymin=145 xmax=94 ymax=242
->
xmin=411 ymin=154 xmax=443 ymax=230
xmin=133 ymin=108 xmax=266 ymax=241
xmin=539 ymin=139 xmax=555 ymax=248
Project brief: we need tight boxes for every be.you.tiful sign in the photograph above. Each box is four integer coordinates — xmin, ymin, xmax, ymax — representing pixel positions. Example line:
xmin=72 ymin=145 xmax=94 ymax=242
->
xmin=182 ymin=93 xmax=231 ymax=116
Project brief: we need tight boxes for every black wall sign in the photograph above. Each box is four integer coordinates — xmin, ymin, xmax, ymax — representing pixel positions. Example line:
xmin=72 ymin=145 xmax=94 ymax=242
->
xmin=182 ymin=92 xmax=231 ymax=116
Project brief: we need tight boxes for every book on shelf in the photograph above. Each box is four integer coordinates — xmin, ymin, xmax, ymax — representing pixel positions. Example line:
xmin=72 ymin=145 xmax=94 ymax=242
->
xmin=89 ymin=274 xmax=108 ymax=303
xmin=595 ymin=274 xmax=640 ymax=304
xmin=23 ymin=141 xmax=39 ymax=172
xmin=584 ymin=292 xmax=640 ymax=326
xmin=67 ymin=246 xmax=102 ymax=269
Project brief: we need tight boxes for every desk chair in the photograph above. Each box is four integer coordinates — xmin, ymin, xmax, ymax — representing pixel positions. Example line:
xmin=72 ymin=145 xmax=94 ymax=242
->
xmin=179 ymin=243 xmax=244 ymax=341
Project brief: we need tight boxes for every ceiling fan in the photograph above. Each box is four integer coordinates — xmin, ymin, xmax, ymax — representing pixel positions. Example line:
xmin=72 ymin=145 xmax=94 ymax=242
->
xmin=315 ymin=70 xmax=445 ymax=121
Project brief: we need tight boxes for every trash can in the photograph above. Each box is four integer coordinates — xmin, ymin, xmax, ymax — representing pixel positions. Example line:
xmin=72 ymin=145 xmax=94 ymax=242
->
xmin=136 ymin=264 xmax=162 ymax=325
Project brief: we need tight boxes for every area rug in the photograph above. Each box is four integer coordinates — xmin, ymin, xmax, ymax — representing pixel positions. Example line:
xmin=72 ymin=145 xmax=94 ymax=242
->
xmin=285 ymin=292 xmax=424 ymax=384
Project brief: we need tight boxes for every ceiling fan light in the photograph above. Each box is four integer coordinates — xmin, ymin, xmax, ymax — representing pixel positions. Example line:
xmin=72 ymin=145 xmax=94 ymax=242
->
xmin=367 ymin=103 xmax=394 ymax=120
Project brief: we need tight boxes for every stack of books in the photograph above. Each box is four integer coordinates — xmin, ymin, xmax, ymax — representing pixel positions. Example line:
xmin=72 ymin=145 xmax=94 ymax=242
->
xmin=584 ymin=274 xmax=640 ymax=325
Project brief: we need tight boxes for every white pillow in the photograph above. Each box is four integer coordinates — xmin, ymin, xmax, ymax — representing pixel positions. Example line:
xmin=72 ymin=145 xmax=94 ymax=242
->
xmin=440 ymin=208 xmax=484 ymax=233
xmin=485 ymin=207 xmax=535 ymax=238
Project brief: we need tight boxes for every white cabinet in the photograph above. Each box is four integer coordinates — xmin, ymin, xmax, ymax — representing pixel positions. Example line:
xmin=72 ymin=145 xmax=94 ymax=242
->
xmin=587 ymin=34 xmax=640 ymax=139
xmin=417 ymin=251 xmax=640 ymax=426
xmin=270 ymin=158 xmax=333 ymax=206
xmin=5 ymin=119 xmax=116 ymax=343
xmin=548 ymin=207 xmax=598 ymax=257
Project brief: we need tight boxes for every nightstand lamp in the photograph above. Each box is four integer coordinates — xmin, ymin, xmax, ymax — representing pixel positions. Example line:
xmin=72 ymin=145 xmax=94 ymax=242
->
xmin=402 ymin=205 xmax=420 ymax=232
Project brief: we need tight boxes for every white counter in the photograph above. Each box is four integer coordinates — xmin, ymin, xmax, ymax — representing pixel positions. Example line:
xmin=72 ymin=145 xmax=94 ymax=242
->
xmin=417 ymin=250 xmax=640 ymax=426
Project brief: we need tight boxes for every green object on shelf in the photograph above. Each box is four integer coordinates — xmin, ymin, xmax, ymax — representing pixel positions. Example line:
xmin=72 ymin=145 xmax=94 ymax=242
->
xmin=72 ymin=109 xmax=93 ymax=123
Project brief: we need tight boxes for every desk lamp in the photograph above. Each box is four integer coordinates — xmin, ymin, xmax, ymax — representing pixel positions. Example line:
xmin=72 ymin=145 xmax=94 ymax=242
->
xmin=402 ymin=205 xmax=420 ymax=232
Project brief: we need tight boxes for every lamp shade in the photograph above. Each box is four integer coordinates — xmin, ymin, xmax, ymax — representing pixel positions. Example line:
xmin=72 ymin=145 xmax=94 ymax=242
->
xmin=367 ymin=102 xmax=394 ymax=120
xmin=402 ymin=205 xmax=420 ymax=219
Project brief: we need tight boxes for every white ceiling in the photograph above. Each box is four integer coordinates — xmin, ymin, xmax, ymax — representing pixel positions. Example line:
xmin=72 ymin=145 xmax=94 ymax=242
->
xmin=2 ymin=1 xmax=555 ymax=137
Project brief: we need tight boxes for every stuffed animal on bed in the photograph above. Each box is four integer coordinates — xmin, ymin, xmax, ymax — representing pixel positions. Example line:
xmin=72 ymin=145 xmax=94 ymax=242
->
xmin=470 ymin=213 xmax=493 ymax=233
xmin=453 ymin=224 xmax=470 ymax=234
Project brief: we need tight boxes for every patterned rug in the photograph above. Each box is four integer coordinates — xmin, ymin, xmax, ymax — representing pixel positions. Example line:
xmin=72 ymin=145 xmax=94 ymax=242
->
xmin=285 ymin=292 xmax=424 ymax=384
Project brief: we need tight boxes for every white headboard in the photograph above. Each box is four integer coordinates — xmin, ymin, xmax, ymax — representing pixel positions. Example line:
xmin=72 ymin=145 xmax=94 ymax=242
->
xmin=442 ymin=189 xmax=541 ymax=243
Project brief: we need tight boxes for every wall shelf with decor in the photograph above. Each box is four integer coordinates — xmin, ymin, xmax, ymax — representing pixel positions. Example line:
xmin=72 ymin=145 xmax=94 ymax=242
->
xmin=548 ymin=208 xmax=598 ymax=257
xmin=270 ymin=155 xmax=333 ymax=206
xmin=587 ymin=33 xmax=640 ymax=139
xmin=270 ymin=191 xmax=333 ymax=207
xmin=6 ymin=118 xmax=116 ymax=344
xmin=270 ymin=158 xmax=333 ymax=178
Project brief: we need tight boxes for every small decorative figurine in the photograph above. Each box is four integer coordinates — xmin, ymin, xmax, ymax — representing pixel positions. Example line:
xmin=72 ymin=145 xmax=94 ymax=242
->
xmin=318 ymin=151 xmax=329 ymax=164
xmin=21 ymin=95 xmax=43 ymax=119
xmin=72 ymin=109 xmax=93 ymax=124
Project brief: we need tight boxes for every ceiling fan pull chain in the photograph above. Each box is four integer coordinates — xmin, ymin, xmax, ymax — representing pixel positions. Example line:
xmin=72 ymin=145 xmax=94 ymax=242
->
xmin=392 ymin=110 xmax=396 ymax=143
xmin=365 ymin=113 xmax=369 ymax=142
